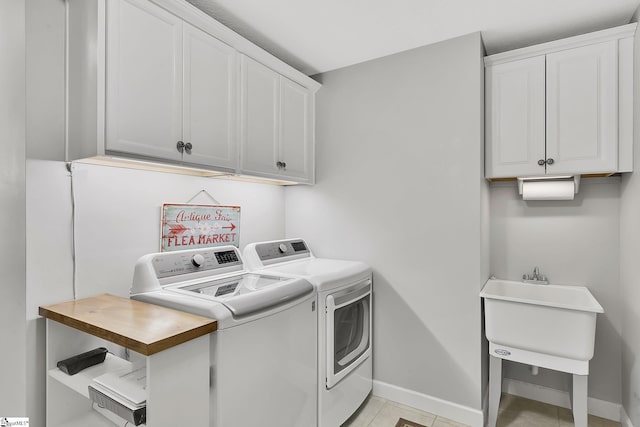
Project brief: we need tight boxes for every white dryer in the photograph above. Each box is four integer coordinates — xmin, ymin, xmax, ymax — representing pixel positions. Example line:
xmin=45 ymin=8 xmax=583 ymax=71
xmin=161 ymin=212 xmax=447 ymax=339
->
xmin=244 ymin=239 xmax=373 ymax=427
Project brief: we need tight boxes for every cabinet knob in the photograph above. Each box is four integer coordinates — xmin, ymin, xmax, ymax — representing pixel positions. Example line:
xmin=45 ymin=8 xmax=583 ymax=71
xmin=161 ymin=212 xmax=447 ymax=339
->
xmin=276 ymin=161 xmax=287 ymax=170
xmin=176 ymin=141 xmax=185 ymax=153
xmin=546 ymin=158 xmax=554 ymax=165
xmin=184 ymin=142 xmax=193 ymax=154
xmin=538 ymin=159 xmax=546 ymax=166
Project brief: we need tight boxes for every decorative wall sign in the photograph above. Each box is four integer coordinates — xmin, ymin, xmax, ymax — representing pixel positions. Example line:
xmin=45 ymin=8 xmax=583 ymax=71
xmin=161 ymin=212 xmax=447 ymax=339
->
xmin=161 ymin=204 xmax=240 ymax=252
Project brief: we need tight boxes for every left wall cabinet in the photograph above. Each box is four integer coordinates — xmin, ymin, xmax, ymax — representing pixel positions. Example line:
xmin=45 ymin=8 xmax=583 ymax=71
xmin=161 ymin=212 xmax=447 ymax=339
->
xmin=106 ymin=0 xmax=238 ymax=169
xmin=67 ymin=0 xmax=320 ymax=183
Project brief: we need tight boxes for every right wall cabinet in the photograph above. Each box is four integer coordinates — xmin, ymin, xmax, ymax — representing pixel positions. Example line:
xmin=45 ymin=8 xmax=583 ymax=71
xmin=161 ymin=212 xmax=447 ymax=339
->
xmin=485 ymin=24 xmax=636 ymax=179
xmin=240 ymin=55 xmax=314 ymax=183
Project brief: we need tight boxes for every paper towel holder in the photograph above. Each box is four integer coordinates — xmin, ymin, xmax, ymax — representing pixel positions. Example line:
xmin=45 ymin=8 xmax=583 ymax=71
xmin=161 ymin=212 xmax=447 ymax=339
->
xmin=517 ymin=175 xmax=581 ymax=199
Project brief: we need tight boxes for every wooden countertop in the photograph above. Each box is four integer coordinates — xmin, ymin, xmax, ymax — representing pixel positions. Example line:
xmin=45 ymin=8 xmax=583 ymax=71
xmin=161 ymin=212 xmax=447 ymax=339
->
xmin=39 ymin=294 xmax=217 ymax=356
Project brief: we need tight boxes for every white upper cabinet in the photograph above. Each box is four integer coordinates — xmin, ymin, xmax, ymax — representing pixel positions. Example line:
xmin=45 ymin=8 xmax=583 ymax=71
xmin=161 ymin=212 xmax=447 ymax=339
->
xmin=485 ymin=24 xmax=636 ymax=179
xmin=240 ymin=55 xmax=314 ymax=183
xmin=279 ymin=77 xmax=312 ymax=181
xmin=106 ymin=0 xmax=238 ymax=169
xmin=106 ymin=0 xmax=183 ymax=161
xmin=545 ymin=41 xmax=618 ymax=175
xmin=67 ymin=0 xmax=320 ymax=183
xmin=182 ymin=23 xmax=238 ymax=169
xmin=486 ymin=56 xmax=546 ymax=178
xmin=240 ymin=56 xmax=280 ymax=176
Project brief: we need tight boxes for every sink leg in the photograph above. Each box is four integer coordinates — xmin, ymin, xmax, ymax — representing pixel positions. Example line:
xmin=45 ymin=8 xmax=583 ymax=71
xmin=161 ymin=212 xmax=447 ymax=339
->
xmin=568 ymin=374 xmax=575 ymax=421
xmin=487 ymin=355 xmax=502 ymax=427
xmin=572 ymin=374 xmax=588 ymax=427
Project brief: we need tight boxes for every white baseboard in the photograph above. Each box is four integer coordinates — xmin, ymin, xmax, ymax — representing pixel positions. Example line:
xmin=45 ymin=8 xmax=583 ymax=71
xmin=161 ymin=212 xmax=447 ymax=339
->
xmin=372 ymin=380 xmax=484 ymax=427
xmin=621 ymin=407 xmax=635 ymax=427
xmin=503 ymin=378 xmax=621 ymax=422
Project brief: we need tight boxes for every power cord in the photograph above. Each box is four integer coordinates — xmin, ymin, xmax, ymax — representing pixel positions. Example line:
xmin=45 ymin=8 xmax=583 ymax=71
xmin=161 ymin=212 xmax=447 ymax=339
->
xmin=67 ymin=162 xmax=77 ymax=300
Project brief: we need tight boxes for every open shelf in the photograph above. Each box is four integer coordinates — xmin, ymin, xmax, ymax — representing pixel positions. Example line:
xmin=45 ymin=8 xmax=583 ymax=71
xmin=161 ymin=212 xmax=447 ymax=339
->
xmin=54 ymin=404 xmax=147 ymax=427
xmin=49 ymin=353 xmax=134 ymax=399
xmin=42 ymin=294 xmax=211 ymax=426
xmin=55 ymin=410 xmax=117 ymax=427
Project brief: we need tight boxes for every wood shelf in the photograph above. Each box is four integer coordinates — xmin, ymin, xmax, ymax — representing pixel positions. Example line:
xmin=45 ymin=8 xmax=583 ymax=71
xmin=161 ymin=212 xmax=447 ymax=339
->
xmin=39 ymin=293 xmax=217 ymax=355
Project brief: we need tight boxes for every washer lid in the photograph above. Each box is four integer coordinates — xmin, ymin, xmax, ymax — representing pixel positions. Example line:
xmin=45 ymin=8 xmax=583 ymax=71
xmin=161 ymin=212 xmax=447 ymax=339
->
xmin=265 ymin=258 xmax=371 ymax=291
xmin=176 ymin=273 xmax=313 ymax=317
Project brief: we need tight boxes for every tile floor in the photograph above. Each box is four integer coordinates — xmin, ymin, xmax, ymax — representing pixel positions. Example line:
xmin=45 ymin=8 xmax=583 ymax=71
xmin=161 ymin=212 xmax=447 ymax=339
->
xmin=341 ymin=393 xmax=622 ymax=427
xmin=497 ymin=394 xmax=621 ymax=427
xmin=341 ymin=394 xmax=467 ymax=427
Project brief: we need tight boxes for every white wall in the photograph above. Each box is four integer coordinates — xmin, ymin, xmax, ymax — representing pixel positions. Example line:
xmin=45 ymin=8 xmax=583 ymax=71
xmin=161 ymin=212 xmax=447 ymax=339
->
xmin=25 ymin=161 xmax=72 ymax=427
xmin=620 ymin=6 xmax=640 ymax=427
xmin=26 ymin=161 xmax=287 ymax=298
xmin=490 ymin=179 xmax=622 ymax=406
xmin=286 ymin=32 xmax=487 ymax=423
xmin=26 ymin=160 xmax=286 ymax=426
xmin=0 ymin=0 xmax=27 ymax=416
xmin=70 ymin=162 xmax=286 ymax=297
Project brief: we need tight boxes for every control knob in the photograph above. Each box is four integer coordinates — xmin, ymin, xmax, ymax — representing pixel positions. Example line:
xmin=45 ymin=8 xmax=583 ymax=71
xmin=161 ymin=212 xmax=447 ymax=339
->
xmin=278 ymin=243 xmax=288 ymax=253
xmin=191 ymin=254 xmax=205 ymax=267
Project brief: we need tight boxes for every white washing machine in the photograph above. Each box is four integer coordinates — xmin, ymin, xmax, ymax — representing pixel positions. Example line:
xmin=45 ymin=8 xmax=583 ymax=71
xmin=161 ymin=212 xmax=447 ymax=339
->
xmin=244 ymin=239 xmax=373 ymax=427
xmin=130 ymin=245 xmax=317 ymax=427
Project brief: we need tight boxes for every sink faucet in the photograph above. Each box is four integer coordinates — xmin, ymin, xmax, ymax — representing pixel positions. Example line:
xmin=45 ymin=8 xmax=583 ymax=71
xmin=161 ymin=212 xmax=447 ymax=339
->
xmin=523 ymin=267 xmax=548 ymax=285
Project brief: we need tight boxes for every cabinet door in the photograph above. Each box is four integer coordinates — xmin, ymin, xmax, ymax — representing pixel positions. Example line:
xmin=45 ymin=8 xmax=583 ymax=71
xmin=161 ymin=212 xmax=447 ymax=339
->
xmin=546 ymin=40 xmax=618 ymax=174
xmin=106 ymin=0 xmax=183 ymax=161
xmin=182 ymin=23 xmax=238 ymax=170
xmin=240 ymin=56 xmax=279 ymax=176
xmin=279 ymin=77 xmax=313 ymax=182
xmin=485 ymin=56 xmax=546 ymax=178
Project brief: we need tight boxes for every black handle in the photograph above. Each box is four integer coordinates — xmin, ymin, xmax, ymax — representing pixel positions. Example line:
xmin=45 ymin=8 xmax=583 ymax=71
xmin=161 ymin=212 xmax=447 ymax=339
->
xmin=176 ymin=141 xmax=185 ymax=153
xmin=538 ymin=159 xmax=545 ymax=166
xmin=546 ymin=158 xmax=554 ymax=165
xmin=185 ymin=142 xmax=193 ymax=154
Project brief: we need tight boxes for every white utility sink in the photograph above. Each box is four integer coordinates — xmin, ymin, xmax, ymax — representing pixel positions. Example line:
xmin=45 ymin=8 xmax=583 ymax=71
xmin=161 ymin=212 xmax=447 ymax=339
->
xmin=480 ymin=279 xmax=603 ymax=372
xmin=481 ymin=278 xmax=604 ymax=427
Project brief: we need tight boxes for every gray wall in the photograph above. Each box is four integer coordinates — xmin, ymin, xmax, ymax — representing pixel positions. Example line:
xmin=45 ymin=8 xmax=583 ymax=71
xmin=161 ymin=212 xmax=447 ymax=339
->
xmin=23 ymin=1 xmax=66 ymax=423
xmin=620 ymin=6 xmax=640 ymax=427
xmin=490 ymin=179 xmax=622 ymax=405
xmin=26 ymin=0 xmax=65 ymax=161
xmin=285 ymin=32 xmax=488 ymax=415
xmin=0 ymin=0 xmax=27 ymax=415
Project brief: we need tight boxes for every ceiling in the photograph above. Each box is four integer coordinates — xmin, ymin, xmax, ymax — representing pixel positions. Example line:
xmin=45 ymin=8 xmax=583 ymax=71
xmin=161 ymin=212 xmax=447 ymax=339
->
xmin=187 ymin=0 xmax=640 ymax=76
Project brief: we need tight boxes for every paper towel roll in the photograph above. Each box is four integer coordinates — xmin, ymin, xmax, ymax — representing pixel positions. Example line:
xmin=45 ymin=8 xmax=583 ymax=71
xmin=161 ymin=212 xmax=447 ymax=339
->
xmin=521 ymin=180 xmax=575 ymax=200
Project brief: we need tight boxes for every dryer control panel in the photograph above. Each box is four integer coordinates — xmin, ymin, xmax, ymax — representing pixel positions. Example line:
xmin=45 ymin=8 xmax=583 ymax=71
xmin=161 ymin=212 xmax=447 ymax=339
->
xmin=254 ymin=239 xmax=310 ymax=262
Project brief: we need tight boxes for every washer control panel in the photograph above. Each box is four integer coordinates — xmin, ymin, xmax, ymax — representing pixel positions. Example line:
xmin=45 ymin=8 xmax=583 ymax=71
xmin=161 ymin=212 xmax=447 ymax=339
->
xmin=152 ymin=247 xmax=241 ymax=279
xmin=255 ymin=239 xmax=310 ymax=262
